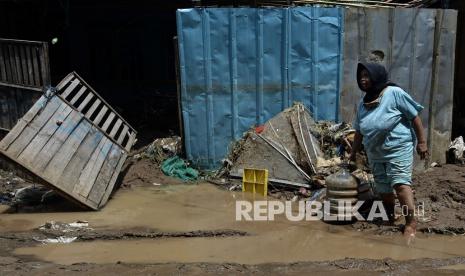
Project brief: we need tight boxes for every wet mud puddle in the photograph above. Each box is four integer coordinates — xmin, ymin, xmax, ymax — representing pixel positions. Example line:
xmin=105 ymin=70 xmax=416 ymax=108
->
xmin=4 ymin=184 xmax=465 ymax=265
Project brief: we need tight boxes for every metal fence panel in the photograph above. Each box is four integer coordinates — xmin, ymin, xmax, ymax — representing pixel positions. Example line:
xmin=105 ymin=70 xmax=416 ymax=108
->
xmin=177 ymin=7 xmax=344 ymax=168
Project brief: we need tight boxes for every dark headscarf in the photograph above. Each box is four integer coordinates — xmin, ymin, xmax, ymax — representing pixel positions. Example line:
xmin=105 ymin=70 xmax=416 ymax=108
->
xmin=357 ymin=62 xmax=397 ymax=103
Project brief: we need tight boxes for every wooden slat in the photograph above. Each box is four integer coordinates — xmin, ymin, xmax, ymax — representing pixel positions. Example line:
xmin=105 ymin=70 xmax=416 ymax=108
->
xmin=56 ymin=73 xmax=75 ymax=91
xmin=0 ymin=88 xmax=9 ymax=129
xmin=117 ymin=125 xmax=129 ymax=145
xmin=2 ymin=45 xmax=12 ymax=82
xmin=73 ymin=136 xmax=112 ymax=197
xmin=1 ymin=97 xmax=62 ymax=155
xmin=125 ymin=131 xmax=136 ymax=151
xmin=0 ymin=45 xmax=7 ymax=81
xmin=85 ymin=98 xmax=101 ymax=118
xmin=8 ymin=88 xmax=19 ymax=130
xmin=77 ymin=92 xmax=93 ymax=112
xmin=69 ymin=86 xmax=86 ymax=105
xmin=99 ymin=152 xmax=127 ymax=208
xmin=31 ymin=110 xmax=84 ymax=172
xmin=88 ymin=144 xmax=122 ymax=204
xmin=13 ymin=45 xmax=23 ymax=84
xmin=19 ymin=45 xmax=29 ymax=85
xmin=18 ymin=104 xmax=73 ymax=166
xmin=40 ymin=42 xmax=50 ymax=87
xmin=0 ymin=96 xmax=48 ymax=150
xmin=60 ymin=79 xmax=80 ymax=99
xmin=31 ymin=46 xmax=40 ymax=87
xmin=43 ymin=119 xmax=92 ymax=184
xmin=108 ymin=119 xmax=122 ymax=139
xmin=25 ymin=45 xmax=34 ymax=86
xmin=93 ymin=106 xmax=108 ymax=126
xmin=7 ymin=45 xmax=18 ymax=83
xmin=57 ymin=128 xmax=104 ymax=192
xmin=101 ymin=112 xmax=115 ymax=132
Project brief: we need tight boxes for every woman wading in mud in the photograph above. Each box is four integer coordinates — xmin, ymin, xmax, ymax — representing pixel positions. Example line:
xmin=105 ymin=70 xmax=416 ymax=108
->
xmin=349 ymin=62 xmax=428 ymax=244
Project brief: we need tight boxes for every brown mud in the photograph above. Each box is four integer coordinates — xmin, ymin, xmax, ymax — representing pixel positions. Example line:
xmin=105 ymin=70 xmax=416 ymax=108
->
xmin=1 ymin=162 xmax=465 ymax=274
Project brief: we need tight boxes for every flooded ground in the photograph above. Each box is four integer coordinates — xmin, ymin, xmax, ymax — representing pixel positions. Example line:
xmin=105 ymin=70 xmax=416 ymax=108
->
xmin=1 ymin=183 xmax=465 ymax=275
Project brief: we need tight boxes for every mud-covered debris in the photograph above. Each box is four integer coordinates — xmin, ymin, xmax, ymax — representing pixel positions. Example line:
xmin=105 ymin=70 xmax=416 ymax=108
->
xmin=33 ymin=236 xmax=77 ymax=244
xmin=448 ymin=136 xmax=465 ymax=164
xmin=39 ymin=221 xmax=92 ymax=233
xmin=144 ymin=136 xmax=182 ymax=164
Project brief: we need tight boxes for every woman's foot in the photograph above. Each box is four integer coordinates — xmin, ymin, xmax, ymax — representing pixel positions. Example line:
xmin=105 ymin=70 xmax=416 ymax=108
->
xmin=403 ymin=220 xmax=417 ymax=245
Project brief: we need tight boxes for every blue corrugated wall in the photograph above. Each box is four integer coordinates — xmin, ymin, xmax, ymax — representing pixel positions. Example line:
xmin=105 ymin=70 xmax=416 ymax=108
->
xmin=176 ymin=7 xmax=344 ymax=169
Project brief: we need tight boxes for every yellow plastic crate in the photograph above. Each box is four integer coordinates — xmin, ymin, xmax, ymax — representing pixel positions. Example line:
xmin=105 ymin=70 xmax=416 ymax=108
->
xmin=242 ymin=168 xmax=268 ymax=196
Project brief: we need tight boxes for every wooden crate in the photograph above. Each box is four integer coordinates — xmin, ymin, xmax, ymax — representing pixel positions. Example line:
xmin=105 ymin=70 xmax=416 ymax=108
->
xmin=0 ymin=72 xmax=137 ymax=210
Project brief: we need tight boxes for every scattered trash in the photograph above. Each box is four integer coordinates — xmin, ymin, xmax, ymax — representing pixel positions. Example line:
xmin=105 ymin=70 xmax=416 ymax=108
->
xmin=161 ymin=156 xmax=199 ymax=181
xmin=34 ymin=236 xmax=77 ymax=244
xmin=39 ymin=220 xmax=92 ymax=233
xmin=144 ymin=136 xmax=182 ymax=164
xmin=448 ymin=136 xmax=465 ymax=164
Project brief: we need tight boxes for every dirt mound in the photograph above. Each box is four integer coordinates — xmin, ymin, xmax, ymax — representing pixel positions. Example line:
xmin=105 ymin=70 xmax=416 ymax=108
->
xmin=121 ymin=158 xmax=185 ymax=187
xmin=413 ymin=164 xmax=465 ymax=234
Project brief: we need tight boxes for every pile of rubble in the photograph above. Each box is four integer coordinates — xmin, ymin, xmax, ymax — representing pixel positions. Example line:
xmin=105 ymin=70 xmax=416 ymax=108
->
xmin=215 ymin=103 xmax=371 ymax=199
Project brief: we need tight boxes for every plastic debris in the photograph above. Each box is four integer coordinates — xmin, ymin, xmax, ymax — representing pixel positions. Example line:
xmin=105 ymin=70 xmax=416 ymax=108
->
xmin=161 ymin=156 xmax=199 ymax=181
xmin=33 ymin=236 xmax=77 ymax=244
xmin=39 ymin=221 xmax=92 ymax=233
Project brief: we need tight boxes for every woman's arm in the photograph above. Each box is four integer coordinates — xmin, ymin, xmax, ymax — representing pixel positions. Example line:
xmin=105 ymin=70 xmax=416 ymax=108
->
xmin=412 ymin=115 xmax=428 ymax=160
xmin=349 ymin=131 xmax=363 ymax=161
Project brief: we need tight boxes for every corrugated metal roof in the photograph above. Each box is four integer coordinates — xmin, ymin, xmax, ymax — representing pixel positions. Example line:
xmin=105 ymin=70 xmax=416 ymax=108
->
xmin=177 ymin=7 xmax=344 ymax=168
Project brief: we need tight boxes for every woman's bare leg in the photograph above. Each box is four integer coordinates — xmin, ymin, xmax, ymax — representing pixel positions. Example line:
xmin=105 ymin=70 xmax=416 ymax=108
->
xmin=394 ymin=184 xmax=416 ymax=244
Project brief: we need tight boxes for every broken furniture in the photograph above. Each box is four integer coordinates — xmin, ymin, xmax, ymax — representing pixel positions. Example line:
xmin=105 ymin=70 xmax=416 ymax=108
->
xmin=0 ymin=72 xmax=137 ymax=210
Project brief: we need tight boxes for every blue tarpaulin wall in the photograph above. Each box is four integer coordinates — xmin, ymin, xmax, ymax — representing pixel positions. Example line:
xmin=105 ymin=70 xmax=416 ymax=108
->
xmin=176 ymin=7 xmax=344 ymax=169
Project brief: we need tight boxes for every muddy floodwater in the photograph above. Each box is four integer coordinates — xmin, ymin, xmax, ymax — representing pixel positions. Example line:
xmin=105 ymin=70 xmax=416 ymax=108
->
xmin=2 ymin=184 xmax=465 ymax=266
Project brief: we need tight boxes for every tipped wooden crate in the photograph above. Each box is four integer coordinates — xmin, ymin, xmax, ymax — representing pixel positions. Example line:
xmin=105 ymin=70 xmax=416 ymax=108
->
xmin=0 ymin=72 xmax=137 ymax=210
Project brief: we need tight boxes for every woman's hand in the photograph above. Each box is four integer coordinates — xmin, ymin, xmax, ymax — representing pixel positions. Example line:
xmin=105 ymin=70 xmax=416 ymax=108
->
xmin=416 ymin=141 xmax=428 ymax=160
